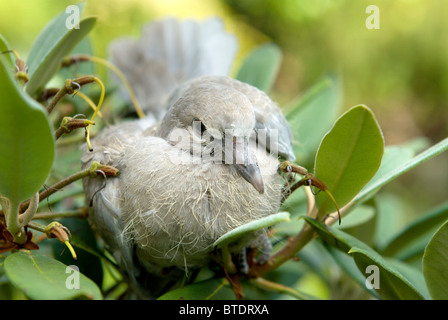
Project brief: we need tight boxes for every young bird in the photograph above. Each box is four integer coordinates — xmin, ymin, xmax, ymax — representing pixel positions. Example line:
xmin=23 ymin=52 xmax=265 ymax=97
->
xmin=81 ymin=18 xmax=295 ymax=297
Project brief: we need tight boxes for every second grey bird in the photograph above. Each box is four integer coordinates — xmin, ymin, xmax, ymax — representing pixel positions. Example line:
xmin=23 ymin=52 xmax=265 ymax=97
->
xmin=81 ymin=18 xmax=296 ymax=295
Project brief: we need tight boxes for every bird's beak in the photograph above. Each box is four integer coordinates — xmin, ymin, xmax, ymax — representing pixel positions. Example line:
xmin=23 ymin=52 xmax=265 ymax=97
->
xmin=231 ymin=138 xmax=264 ymax=194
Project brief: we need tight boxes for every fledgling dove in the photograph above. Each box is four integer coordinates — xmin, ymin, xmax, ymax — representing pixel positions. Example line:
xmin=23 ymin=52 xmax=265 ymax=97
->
xmin=81 ymin=17 xmax=296 ymax=297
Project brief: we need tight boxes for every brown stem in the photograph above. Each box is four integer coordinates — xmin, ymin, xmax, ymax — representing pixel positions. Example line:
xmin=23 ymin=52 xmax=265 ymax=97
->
xmin=54 ymin=117 xmax=95 ymax=140
xmin=39 ymin=88 xmax=60 ymax=102
xmin=1 ymin=163 xmax=120 ymax=215
xmin=248 ymin=223 xmax=316 ymax=278
xmin=46 ymin=76 xmax=97 ymax=114
xmin=32 ymin=207 xmax=88 ymax=220
xmin=61 ymin=54 xmax=91 ymax=68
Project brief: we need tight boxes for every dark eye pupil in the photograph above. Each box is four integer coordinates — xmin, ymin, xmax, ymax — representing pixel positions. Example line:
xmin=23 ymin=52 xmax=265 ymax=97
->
xmin=192 ymin=118 xmax=207 ymax=136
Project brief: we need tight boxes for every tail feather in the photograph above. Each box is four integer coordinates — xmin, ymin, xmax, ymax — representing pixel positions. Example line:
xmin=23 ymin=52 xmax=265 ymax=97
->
xmin=109 ymin=17 xmax=238 ymax=119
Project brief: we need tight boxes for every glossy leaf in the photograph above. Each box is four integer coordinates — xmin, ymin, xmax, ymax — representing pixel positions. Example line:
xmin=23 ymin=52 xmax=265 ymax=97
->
xmin=4 ymin=251 xmax=102 ymax=300
xmin=25 ymin=2 xmax=96 ymax=95
xmin=236 ymin=42 xmax=282 ymax=93
xmin=285 ymin=75 xmax=342 ymax=166
xmin=304 ymin=217 xmax=372 ymax=253
xmin=373 ymin=193 xmax=409 ymax=251
xmin=326 ymin=246 xmax=379 ymax=299
xmin=314 ymin=105 xmax=384 ymax=215
xmin=0 ymin=34 xmax=13 ymax=66
xmin=381 ymin=201 xmax=448 ymax=258
xmin=213 ymin=211 xmax=290 ymax=249
xmin=335 ymin=204 xmax=375 ymax=230
xmin=349 ymin=248 xmax=424 ymax=300
xmin=0 ymin=56 xmax=54 ymax=204
xmin=385 ymin=258 xmax=430 ymax=299
xmin=354 ymin=137 xmax=448 ymax=205
xmin=367 ymin=146 xmax=415 ymax=190
xmin=304 ymin=217 xmax=425 ymax=300
xmin=423 ymin=219 xmax=448 ymax=299
xmin=57 ymin=36 xmax=95 ymax=80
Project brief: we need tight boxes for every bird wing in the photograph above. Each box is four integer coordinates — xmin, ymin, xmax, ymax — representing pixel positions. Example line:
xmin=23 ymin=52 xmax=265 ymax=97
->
xmin=108 ymin=17 xmax=238 ymax=119
xmin=81 ymin=119 xmax=154 ymax=282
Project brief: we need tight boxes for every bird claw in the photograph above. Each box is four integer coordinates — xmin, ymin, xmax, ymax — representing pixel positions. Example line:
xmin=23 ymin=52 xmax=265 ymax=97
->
xmin=238 ymin=248 xmax=250 ymax=275
xmin=238 ymin=233 xmax=272 ymax=275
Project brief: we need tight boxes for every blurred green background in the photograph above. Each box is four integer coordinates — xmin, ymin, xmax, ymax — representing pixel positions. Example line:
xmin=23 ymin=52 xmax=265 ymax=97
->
xmin=1 ymin=0 xmax=447 ymax=231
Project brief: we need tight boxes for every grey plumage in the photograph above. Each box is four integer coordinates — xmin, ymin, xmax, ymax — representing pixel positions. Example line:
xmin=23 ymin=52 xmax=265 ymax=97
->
xmin=109 ymin=17 xmax=238 ymax=120
xmin=82 ymin=17 xmax=295 ymax=296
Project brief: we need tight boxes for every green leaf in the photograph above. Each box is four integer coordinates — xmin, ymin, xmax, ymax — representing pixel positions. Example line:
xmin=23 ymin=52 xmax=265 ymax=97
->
xmin=0 ymin=34 xmax=13 ymax=66
xmin=25 ymin=3 xmax=96 ymax=95
xmin=304 ymin=217 xmax=371 ymax=253
xmin=0 ymin=56 xmax=54 ymax=204
xmin=381 ymin=201 xmax=448 ymax=259
xmin=335 ymin=204 xmax=375 ymax=230
xmin=354 ymin=137 xmax=448 ymax=205
xmin=52 ymin=218 xmax=104 ymax=288
xmin=284 ymin=75 xmax=342 ymax=166
xmin=236 ymin=42 xmax=282 ymax=93
xmin=304 ymin=217 xmax=425 ymax=300
xmin=314 ymin=105 xmax=384 ymax=215
xmin=349 ymin=248 xmax=425 ymax=300
xmin=4 ymin=251 xmax=102 ymax=300
xmin=423 ymin=219 xmax=448 ymax=299
xmin=367 ymin=146 xmax=415 ymax=189
xmin=213 ymin=211 xmax=290 ymax=249
xmin=157 ymin=278 xmax=235 ymax=300
xmin=385 ymin=258 xmax=431 ymax=299
xmin=326 ymin=246 xmax=380 ymax=299
xmin=373 ymin=193 xmax=409 ymax=251
xmin=57 ymin=36 xmax=95 ymax=80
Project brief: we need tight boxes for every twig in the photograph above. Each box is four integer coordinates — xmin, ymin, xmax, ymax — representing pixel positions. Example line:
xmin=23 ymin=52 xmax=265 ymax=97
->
xmin=46 ymin=76 xmax=96 ymax=114
xmin=249 ymin=223 xmax=315 ymax=278
xmin=62 ymin=54 xmax=146 ymax=119
xmin=0 ymin=162 xmax=119 ymax=216
xmin=32 ymin=207 xmax=88 ymax=220
xmin=54 ymin=116 xmax=95 ymax=140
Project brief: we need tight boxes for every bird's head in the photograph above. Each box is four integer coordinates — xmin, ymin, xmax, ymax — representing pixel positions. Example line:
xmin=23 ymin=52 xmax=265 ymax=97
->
xmin=160 ymin=81 xmax=265 ymax=194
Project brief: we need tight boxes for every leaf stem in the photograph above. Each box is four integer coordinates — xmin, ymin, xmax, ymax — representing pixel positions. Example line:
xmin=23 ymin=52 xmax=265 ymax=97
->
xmin=4 ymin=199 xmax=27 ymax=244
xmin=221 ymin=245 xmax=237 ymax=275
xmin=18 ymin=192 xmax=39 ymax=227
xmin=46 ymin=76 xmax=96 ymax=114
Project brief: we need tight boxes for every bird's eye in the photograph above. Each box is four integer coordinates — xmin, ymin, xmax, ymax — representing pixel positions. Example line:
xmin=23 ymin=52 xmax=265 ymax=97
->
xmin=192 ymin=118 xmax=207 ymax=136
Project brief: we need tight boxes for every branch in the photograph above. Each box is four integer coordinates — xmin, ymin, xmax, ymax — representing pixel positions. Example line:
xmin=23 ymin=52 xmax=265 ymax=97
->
xmin=249 ymin=223 xmax=316 ymax=278
xmin=32 ymin=207 xmax=88 ymax=220
xmin=20 ymin=162 xmax=119 ymax=213
xmin=54 ymin=116 xmax=95 ymax=140
xmin=0 ymin=163 xmax=119 ymax=217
